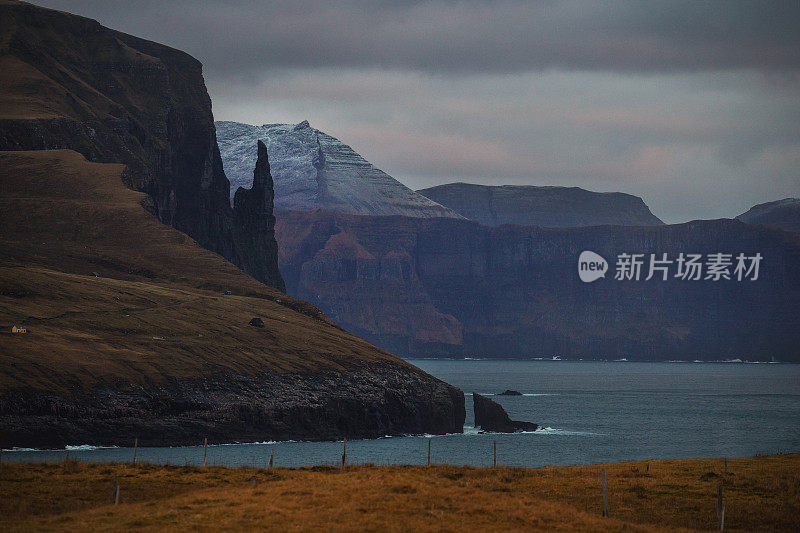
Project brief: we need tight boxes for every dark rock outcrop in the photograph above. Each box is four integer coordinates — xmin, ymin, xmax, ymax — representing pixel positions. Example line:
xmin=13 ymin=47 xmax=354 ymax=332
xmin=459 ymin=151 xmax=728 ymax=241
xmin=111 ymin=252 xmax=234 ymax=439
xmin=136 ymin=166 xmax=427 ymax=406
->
xmin=0 ymin=0 xmax=284 ymax=291
xmin=473 ymin=393 xmax=537 ymax=433
xmin=1 ymin=365 xmax=466 ymax=448
xmin=417 ymin=183 xmax=664 ymax=227
xmin=249 ymin=317 xmax=265 ymax=328
xmin=499 ymin=390 xmax=523 ymax=396
xmin=277 ymin=211 xmax=800 ymax=361
xmin=736 ymin=198 xmax=800 ymax=233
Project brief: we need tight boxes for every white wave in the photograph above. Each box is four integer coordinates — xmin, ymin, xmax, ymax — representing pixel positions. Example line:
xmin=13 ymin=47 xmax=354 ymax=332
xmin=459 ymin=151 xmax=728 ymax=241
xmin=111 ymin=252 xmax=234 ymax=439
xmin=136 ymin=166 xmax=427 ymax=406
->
xmin=65 ymin=445 xmax=119 ymax=451
xmin=535 ymin=427 xmax=606 ymax=436
xmin=466 ymin=392 xmax=555 ymax=397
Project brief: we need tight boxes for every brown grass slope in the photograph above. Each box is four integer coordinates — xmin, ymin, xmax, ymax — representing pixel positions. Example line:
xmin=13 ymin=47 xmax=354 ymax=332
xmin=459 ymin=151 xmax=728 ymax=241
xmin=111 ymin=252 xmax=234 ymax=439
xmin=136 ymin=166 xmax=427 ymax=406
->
xmin=0 ymin=150 xmax=464 ymax=446
xmin=0 ymin=149 xmax=405 ymax=392
xmin=1 ymin=455 xmax=798 ymax=531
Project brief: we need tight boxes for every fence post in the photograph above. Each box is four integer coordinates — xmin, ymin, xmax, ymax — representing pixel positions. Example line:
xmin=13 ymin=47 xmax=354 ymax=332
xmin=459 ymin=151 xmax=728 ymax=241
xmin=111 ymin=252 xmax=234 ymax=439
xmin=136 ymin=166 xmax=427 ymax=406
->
xmin=342 ymin=438 xmax=347 ymax=467
xmin=427 ymin=439 xmax=431 ymax=466
xmin=202 ymin=437 xmax=208 ymax=467
xmin=602 ymin=469 xmax=608 ymax=517
xmin=493 ymin=440 xmax=497 ymax=468
xmin=717 ymin=483 xmax=725 ymax=531
xmin=113 ymin=476 xmax=120 ymax=505
xmin=133 ymin=437 xmax=138 ymax=465
xmin=269 ymin=448 xmax=274 ymax=468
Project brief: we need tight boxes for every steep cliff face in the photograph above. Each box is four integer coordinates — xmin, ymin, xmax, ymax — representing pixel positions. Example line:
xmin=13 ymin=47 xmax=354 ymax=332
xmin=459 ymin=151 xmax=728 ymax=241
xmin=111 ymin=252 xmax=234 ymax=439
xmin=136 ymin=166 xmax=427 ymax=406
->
xmin=277 ymin=211 xmax=800 ymax=361
xmin=0 ymin=149 xmax=464 ymax=447
xmin=216 ymin=120 xmax=464 ymax=219
xmin=0 ymin=0 xmax=283 ymax=290
xmin=737 ymin=198 xmax=800 ymax=233
xmin=417 ymin=183 xmax=664 ymax=227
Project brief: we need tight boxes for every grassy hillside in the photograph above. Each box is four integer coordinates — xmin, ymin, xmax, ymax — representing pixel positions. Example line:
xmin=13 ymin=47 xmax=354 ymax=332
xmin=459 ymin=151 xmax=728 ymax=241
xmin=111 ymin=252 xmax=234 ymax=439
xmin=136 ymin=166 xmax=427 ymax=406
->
xmin=1 ymin=454 xmax=797 ymax=531
xmin=0 ymin=150 xmax=408 ymax=395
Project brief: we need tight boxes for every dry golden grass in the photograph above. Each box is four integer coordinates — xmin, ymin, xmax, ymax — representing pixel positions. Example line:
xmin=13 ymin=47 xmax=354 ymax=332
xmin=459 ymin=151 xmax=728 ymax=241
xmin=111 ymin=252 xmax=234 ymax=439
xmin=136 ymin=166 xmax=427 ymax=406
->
xmin=0 ymin=150 xmax=410 ymax=394
xmin=0 ymin=454 xmax=797 ymax=532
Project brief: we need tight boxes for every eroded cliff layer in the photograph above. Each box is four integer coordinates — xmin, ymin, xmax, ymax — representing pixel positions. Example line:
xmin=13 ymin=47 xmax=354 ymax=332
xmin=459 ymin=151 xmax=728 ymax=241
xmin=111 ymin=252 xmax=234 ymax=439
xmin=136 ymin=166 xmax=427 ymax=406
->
xmin=0 ymin=0 xmax=283 ymax=290
xmin=277 ymin=210 xmax=800 ymax=361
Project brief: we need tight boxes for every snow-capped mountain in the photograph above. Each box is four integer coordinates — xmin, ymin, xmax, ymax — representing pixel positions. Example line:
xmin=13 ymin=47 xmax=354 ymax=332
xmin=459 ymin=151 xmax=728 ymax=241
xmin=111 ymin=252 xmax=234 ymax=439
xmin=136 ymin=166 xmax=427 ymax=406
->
xmin=216 ymin=120 xmax=463 ymax=219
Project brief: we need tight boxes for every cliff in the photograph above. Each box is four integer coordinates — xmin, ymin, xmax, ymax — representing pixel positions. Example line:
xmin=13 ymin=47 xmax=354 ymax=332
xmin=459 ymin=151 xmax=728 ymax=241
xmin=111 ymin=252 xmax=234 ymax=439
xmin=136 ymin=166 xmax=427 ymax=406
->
xmin=216 ymin=120 xmax=463 ymax=219
xmin=0 ymin=0 xmax=283 ymax=290
xmin=0 ymin=150 xmax=464 ymax=448
xmin=736 ymin=198 xmax=800 ymax=233
xmin=417 ymin=183 xmax=664 ymax=227
xmin=0 ymin=1 xmax=464 ymax=447
xmin=277 ymin=210 xmax=800 ymax=361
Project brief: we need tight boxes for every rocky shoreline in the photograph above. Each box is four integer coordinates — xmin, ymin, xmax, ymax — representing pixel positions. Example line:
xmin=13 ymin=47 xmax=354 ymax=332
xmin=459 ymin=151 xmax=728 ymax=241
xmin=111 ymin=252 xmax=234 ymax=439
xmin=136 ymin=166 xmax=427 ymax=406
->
xmin=1 ymin=364 xmax=465 ymax=449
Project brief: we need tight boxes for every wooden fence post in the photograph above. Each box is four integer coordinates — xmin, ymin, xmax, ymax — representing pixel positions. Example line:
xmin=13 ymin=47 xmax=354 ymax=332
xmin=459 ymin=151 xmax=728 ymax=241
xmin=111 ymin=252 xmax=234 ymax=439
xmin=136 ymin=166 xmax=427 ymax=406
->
xmin=427 ymin=439 xmax=431 ymax=466
xmin=202 ymin=437 xmax=208 ymax=467
xmin=132 ymin=437 xmax=138 ymax=465
xmin=342 ymin=438 xmax=347 ymax=467
xmin=717 ymin=483 xmax=725 ymax=531
xmin=113 ymin=476 xmax=120 ymax=505
xmin=493 ymin=440 xmax=497 ymax=468
xmin=269 ymin=448 xmax=274 ymax=468
xmin=602 ymin=469 xmax=608 ymax=518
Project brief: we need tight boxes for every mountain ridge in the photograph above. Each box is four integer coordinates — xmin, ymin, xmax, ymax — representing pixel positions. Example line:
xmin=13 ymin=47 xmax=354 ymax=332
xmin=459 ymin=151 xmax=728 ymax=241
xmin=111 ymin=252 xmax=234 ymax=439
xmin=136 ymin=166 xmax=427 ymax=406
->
xmin=216 ymin=120 xmax=464 ymax=219
xmin=417 ymin=182 xmax=664 ymax=227
xmin=736 ymin=198 xmax=800 ymax=233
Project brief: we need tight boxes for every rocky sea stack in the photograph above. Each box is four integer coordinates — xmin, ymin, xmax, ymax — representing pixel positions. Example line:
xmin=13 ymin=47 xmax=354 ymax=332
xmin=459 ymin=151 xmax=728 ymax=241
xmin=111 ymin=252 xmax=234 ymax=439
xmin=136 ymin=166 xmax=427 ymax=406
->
xmin=473 ymin=393 xmax=538 ymax=433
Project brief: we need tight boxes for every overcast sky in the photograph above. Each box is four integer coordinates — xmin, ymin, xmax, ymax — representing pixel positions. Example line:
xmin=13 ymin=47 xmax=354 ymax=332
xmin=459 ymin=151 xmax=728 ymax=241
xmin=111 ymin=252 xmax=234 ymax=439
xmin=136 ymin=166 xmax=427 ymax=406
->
xmin=35 ymin=0 xmax=800 ymax=222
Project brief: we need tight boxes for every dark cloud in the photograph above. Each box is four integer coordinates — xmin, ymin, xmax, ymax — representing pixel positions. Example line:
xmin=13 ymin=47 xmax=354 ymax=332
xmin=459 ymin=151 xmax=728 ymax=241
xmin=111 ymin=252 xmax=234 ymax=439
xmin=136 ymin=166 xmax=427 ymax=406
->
xmin=33 ymin=1 xmax=800 ymax=75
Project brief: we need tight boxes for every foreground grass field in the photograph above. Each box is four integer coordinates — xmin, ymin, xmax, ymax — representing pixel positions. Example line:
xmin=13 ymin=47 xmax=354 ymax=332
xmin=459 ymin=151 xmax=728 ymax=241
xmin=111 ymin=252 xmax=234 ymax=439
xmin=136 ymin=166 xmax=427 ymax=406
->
xmin=0 ymin=454 xmax=797 ymax=531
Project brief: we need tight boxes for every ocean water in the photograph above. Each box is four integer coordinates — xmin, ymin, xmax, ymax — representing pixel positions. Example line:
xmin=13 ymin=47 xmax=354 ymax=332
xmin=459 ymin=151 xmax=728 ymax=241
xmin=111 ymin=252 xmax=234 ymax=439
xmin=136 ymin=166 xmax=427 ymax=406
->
xmin=5 ymin=361 xmax=799 ymax=468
